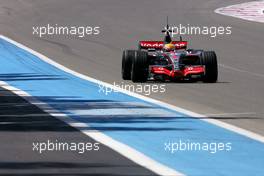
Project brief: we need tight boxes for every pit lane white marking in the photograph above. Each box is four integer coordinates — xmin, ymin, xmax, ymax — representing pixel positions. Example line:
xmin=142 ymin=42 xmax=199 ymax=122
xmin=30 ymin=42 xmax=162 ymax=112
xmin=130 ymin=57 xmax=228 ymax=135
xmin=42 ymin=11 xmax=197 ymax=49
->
xmin=1 ymin=35 xmax=264 ymax=176
xmin=215 ymin=1 xmax=264 ymax=23
xmin=70 ymin=108 xmax=175 ymax=116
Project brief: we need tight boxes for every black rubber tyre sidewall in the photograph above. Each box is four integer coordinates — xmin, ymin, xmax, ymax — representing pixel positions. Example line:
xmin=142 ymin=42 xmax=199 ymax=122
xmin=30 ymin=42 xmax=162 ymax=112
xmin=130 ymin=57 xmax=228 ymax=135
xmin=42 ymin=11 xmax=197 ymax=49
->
xmin=131 ymin=51 xmax=148 ymax=82
xmin=122 ymin=50 xmax=134 ymax=80
xmin=200 ymin=51 xmax=218 ymax=83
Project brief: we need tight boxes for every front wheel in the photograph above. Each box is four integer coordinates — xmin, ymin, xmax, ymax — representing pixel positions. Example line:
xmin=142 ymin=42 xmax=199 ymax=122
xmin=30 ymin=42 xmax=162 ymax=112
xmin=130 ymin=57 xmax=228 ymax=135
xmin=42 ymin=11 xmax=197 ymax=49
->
xmin=131 ymin=51 xmax=149 ymax=82
xmin=200 ymin=51 xmax=218 ymax=83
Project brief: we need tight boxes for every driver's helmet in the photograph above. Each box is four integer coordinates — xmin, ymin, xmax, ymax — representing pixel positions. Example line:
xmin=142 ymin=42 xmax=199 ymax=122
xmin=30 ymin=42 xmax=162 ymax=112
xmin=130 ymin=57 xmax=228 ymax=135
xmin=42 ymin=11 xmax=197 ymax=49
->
xmin=163 ymin=43 xmax=175 ymax=52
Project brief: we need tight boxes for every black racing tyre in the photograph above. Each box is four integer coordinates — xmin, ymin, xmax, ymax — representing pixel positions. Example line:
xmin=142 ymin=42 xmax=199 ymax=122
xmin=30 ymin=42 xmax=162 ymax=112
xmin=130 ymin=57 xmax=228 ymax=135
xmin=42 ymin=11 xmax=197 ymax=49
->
xmin=131 ymin=51 xmax=148 ymax=82
xmin=122 ymin=50 xmax=134 ymax=80
xmin=200 ymin=51 xmax=218 ymax=83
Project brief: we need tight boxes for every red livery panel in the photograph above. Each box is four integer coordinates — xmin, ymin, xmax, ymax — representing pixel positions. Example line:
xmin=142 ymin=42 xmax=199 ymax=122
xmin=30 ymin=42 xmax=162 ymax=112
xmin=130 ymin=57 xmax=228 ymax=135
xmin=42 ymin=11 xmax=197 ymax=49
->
xmin=139 ymin=41 xmax=188 ymax=50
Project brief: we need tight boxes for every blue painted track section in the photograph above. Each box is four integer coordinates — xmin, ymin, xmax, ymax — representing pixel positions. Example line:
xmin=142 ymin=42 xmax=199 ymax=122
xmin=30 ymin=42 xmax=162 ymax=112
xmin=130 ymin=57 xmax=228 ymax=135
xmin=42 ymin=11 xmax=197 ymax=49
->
xmin=0 ymin=38 xmax=264 ymax=176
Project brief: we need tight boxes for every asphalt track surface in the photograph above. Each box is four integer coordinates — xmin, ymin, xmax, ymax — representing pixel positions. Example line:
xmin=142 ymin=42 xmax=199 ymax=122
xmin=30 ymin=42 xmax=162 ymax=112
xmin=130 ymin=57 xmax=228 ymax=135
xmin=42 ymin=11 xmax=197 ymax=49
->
xmin=0 ymin=0 xmax=264 ymax=175
xmin=0 ymin=86 xmax=156 ymax=175
xmin=1 ymin=0 xmax=264 ymax=135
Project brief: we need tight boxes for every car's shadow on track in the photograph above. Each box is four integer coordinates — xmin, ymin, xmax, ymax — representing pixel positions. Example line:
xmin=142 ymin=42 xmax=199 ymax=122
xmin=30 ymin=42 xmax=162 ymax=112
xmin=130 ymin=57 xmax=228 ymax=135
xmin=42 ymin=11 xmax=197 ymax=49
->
xmin=144 ymin=80 xmax=231 ymax=84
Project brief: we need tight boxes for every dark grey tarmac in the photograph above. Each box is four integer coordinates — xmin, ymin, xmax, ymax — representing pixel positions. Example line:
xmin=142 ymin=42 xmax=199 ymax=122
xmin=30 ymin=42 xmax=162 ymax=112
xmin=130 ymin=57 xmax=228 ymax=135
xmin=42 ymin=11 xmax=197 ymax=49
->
xmin=0 ymin=0 xmax=263 ymax=174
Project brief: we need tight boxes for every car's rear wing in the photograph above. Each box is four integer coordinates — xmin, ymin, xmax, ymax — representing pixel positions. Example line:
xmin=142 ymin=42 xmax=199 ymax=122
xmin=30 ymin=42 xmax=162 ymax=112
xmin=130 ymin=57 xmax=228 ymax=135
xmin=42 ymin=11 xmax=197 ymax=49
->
xmin=139 ymin=41 xmax=187 ymax=50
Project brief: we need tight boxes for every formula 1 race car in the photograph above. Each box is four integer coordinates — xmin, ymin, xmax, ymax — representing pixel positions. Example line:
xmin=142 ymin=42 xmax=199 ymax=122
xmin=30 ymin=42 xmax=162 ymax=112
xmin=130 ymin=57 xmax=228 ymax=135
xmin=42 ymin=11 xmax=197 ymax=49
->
xmin=122 ymin=20 xmax=218 ymax=83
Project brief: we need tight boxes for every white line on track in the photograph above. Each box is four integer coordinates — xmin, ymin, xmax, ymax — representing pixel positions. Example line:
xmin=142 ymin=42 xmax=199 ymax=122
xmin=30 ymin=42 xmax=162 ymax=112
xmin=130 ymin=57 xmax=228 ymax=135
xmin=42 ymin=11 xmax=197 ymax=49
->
xmin=205 ymin=112 xmax=257 ymax=116
xmin=219 ymin=64 xmax=264 ymax=78
xmin=1 ymin=35 xmax=264 ymax=175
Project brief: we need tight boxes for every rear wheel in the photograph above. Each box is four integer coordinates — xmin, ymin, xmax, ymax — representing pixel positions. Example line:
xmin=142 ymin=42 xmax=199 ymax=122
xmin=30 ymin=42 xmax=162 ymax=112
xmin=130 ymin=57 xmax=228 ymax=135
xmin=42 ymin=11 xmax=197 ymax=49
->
xmin=131 ymin=51 xmax=149 ymax=82
xmin=122 ymin=50 xmax=134 ymax=80
xmin=200 ymin=51 xmax=218 ymax=83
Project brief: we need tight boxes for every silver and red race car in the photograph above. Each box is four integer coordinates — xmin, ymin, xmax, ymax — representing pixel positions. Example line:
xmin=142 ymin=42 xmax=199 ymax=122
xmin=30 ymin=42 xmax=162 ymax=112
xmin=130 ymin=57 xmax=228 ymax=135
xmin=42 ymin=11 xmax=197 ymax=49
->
xmin=122 ymin=21 xmax=218 ymax=83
